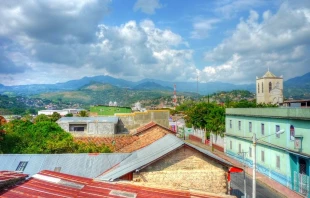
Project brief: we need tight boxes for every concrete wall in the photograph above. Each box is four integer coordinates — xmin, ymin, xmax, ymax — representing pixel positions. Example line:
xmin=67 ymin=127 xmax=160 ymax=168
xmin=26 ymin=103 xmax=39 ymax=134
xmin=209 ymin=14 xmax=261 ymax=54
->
xmin=132 ymin=146 xmax=228 ymax=194
xmin=116 ymin=110 xmax=169 ymax=133
xmin=58 ymin=122 xmax=116 ymax=136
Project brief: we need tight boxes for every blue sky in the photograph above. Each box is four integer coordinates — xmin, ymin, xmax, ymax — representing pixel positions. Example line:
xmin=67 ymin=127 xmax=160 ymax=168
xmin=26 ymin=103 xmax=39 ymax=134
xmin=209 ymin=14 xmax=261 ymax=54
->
xmin=0 ymin=0 xmax=310 ymax=85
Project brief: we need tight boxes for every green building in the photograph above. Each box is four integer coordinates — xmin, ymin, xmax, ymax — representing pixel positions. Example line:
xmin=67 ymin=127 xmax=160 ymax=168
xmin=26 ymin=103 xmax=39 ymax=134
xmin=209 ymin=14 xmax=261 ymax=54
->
xmin=90 ymin=105 xmax=132 ymax=116
xmin=225 ymin=108 xmax=310 ymax=197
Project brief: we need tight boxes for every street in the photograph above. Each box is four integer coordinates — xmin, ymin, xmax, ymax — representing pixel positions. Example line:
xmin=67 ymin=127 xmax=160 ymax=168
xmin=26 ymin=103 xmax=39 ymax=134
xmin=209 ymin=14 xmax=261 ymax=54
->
xmin=230 ymin=173 xmax=286 ymax=198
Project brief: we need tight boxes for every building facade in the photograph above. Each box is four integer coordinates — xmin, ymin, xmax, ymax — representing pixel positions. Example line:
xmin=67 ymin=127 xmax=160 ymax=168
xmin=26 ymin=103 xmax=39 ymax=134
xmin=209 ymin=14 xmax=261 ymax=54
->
xmin=225 ymin=108 xmax=310 ymax=197
xmin=256 ymin=70 xmax=283 ymax=104
xmin=57 ymin=116 xmax=119 ymax=136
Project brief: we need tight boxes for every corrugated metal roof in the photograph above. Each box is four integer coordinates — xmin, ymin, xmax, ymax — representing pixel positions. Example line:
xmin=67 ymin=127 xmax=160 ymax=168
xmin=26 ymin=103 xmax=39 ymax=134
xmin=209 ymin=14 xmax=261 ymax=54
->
xmin=97 ymin=134 xmax=233 ymax=181
xmin=1 ymin=170 xmax=223 ymax=198
xmin=57 ymin=116 xmax=119 ymax=124
xmin=0 ymin=153 xmax=130 ymax=178
xmin=96 ymin=134 xmax=184 ymax=181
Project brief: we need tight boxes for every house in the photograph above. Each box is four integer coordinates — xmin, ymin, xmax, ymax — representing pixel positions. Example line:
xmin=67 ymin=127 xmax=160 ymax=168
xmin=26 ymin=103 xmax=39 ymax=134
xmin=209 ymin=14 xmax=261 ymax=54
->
xmin=38 ymin=110 xmax=69 ymax=116
xmin=0 ymin=122 xmax=242 ymax=196
xmin=256 ymin=70 xmax=283 ymax=104
xmin=225 ymin=108 xmax=310 ymax=196
xmin=0 ymin=170 xmax=235 ymax=198
xmin=74 ymin=121 xmax=176 ymax=152
xmin=97 ymin=134 xmax=242 ymax=194
xmin=283 ymin=99 xmax=310 ymax=108
xmin=57 ymin=116 xmax=120 ymax=135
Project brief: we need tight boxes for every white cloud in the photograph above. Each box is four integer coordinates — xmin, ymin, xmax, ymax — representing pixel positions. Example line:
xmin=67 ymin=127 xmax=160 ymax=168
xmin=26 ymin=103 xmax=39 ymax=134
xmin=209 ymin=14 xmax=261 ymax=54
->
xmin=190 ymin=18 xmax=221 ymax=39
xmin=214 ymin=0 xmax=269 ymax=18
xmin=133 ymin=0 xmax=162 ymax=15
xmin=203 ymin=1 xmax=310 ymax=83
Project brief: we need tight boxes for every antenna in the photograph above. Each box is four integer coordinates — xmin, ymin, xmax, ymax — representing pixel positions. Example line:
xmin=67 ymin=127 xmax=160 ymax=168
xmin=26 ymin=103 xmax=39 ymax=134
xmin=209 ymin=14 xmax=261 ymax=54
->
xmin=173 ymin=84 xmax=177 ymax=107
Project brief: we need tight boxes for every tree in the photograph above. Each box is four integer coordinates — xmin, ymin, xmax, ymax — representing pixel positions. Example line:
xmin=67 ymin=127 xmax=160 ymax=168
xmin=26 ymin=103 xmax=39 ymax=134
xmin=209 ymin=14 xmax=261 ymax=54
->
xmin=51 ymin=112 xmax=61 ymax=122
xmin=0 ymin=119 xmax=111 ymax=154
xmin=34 ymin=114 xmax=50 ymax=123
xmin=65 ymin=113 xmax=73 ymax=117
xmin=79 ymin=110 xmax=88 ymax=117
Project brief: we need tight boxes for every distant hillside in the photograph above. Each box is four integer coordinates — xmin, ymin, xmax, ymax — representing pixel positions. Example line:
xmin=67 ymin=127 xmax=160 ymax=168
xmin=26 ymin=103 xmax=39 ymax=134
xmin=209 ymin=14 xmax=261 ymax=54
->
xmin=1 ymin=72 xmax=310 ymax=99
xmin=36 ymin=82 xmax=198 ymax=107
xmin=284 ymin=72 xmax=310 ymax=99
xmin=133 ymin=82 xmax=173 ymax=91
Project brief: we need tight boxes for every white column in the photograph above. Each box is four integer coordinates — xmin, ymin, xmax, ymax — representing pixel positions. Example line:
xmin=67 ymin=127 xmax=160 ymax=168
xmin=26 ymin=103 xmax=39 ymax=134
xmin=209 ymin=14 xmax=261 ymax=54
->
xmin=253 ymin=133 xmax=256 ymax=198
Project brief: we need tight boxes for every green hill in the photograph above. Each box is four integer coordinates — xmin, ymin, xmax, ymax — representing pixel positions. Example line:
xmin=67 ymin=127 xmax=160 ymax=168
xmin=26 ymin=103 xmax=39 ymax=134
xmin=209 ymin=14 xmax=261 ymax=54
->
xmin=36 ymin=82 xmax=198 ymax=107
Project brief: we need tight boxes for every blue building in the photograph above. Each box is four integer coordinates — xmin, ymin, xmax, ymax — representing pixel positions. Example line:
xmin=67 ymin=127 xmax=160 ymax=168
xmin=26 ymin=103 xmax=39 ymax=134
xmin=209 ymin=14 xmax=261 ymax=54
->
xmin=225 ymin=108 xmax=310 ymax=197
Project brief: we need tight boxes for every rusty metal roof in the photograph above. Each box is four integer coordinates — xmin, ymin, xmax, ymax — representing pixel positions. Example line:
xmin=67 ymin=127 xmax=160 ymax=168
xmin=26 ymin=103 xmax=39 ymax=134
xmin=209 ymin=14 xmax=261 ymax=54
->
xmin=0 ymin=170 xmax=225 ymax=198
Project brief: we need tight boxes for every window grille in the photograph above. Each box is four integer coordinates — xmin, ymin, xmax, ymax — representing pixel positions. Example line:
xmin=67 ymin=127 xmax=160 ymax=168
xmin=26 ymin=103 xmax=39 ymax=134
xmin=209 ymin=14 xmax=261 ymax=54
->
xmin=16 ymin=161 xmax=28 ymax=171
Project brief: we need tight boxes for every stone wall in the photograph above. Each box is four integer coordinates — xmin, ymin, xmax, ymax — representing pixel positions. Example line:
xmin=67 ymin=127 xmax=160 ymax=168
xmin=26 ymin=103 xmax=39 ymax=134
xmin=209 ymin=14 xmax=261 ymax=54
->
xmin=116 ymin=110 xmax=169 ymax=133
xmin=132 ymin=146 xmax=228 ymax=194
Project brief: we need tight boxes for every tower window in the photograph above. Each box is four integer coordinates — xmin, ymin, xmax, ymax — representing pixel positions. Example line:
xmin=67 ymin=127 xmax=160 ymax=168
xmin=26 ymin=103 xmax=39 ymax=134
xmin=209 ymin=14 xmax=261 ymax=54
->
xmin=258 ymin=83 xmax=259 ymax=93
xmin=262 ymin=82 xmax=264 ymax=93
xmin=269 ymin=82 xmax=272 ymax=92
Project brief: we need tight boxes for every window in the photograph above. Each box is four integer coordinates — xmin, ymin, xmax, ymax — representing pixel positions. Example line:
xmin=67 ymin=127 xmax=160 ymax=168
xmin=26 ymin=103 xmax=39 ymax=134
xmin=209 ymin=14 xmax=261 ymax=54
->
xmin=229 ymin=120 xmax=232 ymax=129
xmin=276 ymin=156 xmax=280 ymax=169
xmin=261 ymin=123 xmax=265 ymax=135
xmin=74 ymin=127 xmax=84 ymax=131
xmin=238 ymin=144 xmax=241 ymax=153
xmin=269 ymin=82 xmax=272 ymax=93
xmin=261 ymin=151 xmax=265 ymax=162
xmin=258 ymin=83 xmax=259 ymax=93
xmin=249 ymin=147 xmax=252 ymax=158
xmin=290 ymin=125 xmax=295 ymax=141
xmin=230 ymin=141 xmax=232 ymax=150
xmin=262 ymin=82 xmax=264 ymax=93
xmin=249 ymin=122 xmax=252 ymax=132
xmin=238 ymin=121 xmax=241 ymax=130
xmin=16 ymin=161 xmax=28 ymax=171
xmin=276 ymin=125 xmax=280 ymax=138
xmin=69 ymin=124 xmax=87 ymax=132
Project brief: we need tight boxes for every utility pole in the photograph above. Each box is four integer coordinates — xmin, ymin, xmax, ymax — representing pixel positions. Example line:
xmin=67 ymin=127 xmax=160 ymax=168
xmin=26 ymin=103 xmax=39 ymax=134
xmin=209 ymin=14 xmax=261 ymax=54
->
xmin=238 ymin=150 xmax=248 ymax=198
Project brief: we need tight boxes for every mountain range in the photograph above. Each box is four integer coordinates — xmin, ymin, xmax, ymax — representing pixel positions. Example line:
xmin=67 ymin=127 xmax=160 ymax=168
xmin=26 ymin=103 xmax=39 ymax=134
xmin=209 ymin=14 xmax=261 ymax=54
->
xmin=0 ymin=72 xmax=309 ymax=99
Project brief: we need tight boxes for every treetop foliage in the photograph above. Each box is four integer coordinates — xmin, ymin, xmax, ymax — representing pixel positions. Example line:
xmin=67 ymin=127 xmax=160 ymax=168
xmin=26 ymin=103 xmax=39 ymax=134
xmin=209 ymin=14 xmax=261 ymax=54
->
xmin=0 ymin=119 xmax=111 ymax=154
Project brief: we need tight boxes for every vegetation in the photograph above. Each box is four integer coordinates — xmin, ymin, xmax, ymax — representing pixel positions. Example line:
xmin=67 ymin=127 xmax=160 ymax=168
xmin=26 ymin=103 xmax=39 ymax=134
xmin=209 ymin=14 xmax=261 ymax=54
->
xmin=37 ymin=82 xmax=199 ymax=107
xmin=176 ymin=96 xmax=278 ymax=139
xmin=184 ymin=102 xmax=225 ymax=138
xmin=0 ymin=119 xmax=111 ymax=154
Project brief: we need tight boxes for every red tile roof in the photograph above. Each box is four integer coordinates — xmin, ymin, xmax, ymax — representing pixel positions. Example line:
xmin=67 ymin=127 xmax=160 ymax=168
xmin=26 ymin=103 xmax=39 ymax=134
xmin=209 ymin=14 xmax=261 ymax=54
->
xmin=118 ymin=125 xmax=172 ymax=153
xmin=0 ymin=170 xmax=229 ymax=198
xmin=74 ymin=122 xmax=176 ymax=153
xmin=74 ymin=135 xmax=139 ymax=152
xmin=133 ymin=121 xmax=176 ymax=135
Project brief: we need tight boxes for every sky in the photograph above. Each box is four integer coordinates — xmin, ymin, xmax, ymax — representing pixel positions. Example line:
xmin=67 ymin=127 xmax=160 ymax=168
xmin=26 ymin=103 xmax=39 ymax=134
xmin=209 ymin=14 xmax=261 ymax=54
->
xmin=1 ymin=0 xmax=310 ymax=86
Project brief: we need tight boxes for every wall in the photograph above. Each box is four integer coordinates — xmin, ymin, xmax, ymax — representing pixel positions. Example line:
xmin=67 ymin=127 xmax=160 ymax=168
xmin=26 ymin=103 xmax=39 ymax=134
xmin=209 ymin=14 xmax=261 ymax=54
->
xmin=132 ymin=146 xmax=228 ymax=194
xmin=58 ymin=122 xmax=116 ymax=136
xmin=116 ymin=110 xmax=169 ymax=133
xmin=256 ymin=76 xmax=283 ymax=104
xmin=225 ymin=136 xmax=291 ymax=187
xmin=225 ymin=108 xmax=310 ymax=194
